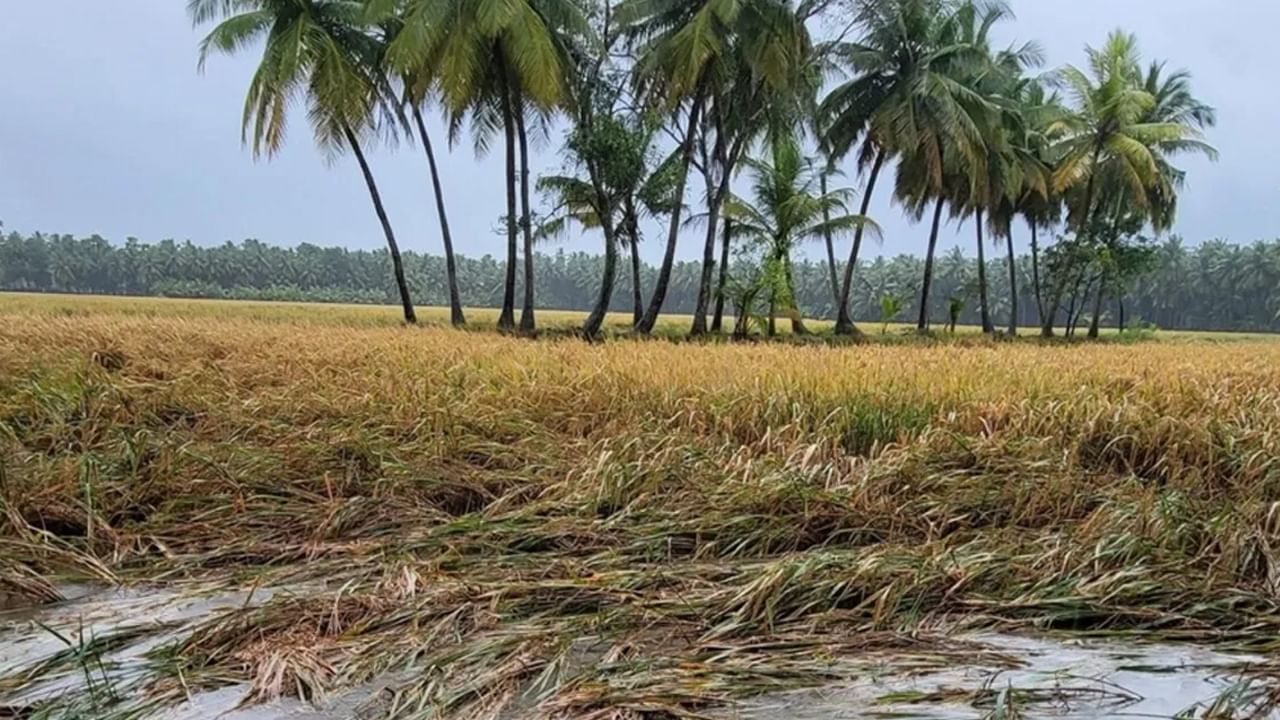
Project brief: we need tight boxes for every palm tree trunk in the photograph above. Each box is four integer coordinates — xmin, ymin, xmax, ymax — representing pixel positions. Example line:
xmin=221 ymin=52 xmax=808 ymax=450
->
xmin=1118 ymin=297 xmax=1126 ymax=332
xmin=784 ymin=251 xmax=807 ymax=335
xmin=1063 ymin=266 xmax=1089 ymax=337
xmin=1041 ymin=276 xmax=1065 ymax=338
xmin=1087 ymin=278 xmax=1105 ymax=339
xmin=515 ymin=96 xmax=535 ymax=333
xmin=626 ymin=210 xmax=643 ymax=326
xmin=834 ymin=148 xmax=885 ymax=337
xmin=637 ymin=92 xmax=704 ymax=335
xmin=1030 ymin=220 xmax=1044 ymax=328
xmin=690 ymin=110 xmax=732 ymax=337
xmin=917 ymin=197 xmax=945 ymax=332
xmin=711 ymin=216 xmax=731 ymax=332
xmin=690 ymin=190 xmax=725 ymax=336
xmin=342 ymin=124 xmax=415 ymax=324
xmin=498 ymin=70 xmax=518 ymax=331
xmin=975 ymin=209 xmax=993 ymax=334
xmin=584 ymin=217 xmax=618 ymax=338
xmin=412 ymin=105 xmax=464 ymax=326
xmin=820 ymin=173 xmax=840 ymax=308
xmin=767 ymin=289 xmax=777 ymax=337
xmin=1005 ymin=227 xmax=1018 ymax=336
xmin=733 ymin=295 xmax=751 ymax=338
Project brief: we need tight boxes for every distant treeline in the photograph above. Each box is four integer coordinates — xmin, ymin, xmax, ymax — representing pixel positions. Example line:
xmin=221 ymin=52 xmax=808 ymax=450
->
xmin=2 ymin=231 xmax=1277 ymax=332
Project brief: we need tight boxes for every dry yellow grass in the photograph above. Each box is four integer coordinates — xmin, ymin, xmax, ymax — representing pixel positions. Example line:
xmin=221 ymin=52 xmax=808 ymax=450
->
xmin=5 ymin=291 xmax=1276 ymax=341
xmin=3 ymin=294 xmax=1280 ymax=718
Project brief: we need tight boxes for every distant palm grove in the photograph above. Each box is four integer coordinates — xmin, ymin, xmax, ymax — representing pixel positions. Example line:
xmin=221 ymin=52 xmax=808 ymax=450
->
xmin=4 ymin=231 xmax=1277 ymax=332
xmin=18 ymin=0 xmax=1247 ymax=337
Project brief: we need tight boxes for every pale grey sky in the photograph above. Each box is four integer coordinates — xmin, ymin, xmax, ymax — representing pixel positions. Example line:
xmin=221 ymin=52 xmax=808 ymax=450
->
xmin=1 ymin=0 xmax=1276 ymax=263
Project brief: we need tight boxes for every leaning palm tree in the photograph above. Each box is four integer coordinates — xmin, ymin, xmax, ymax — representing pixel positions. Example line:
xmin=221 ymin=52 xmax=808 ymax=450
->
xmin=407 ymin=89 xmax=467 ymax=326
xmin=192 ymin=0 xmax=417 ymax=323
xmin=618 ymin=0 xmax=729 ymax=334
xmin=1051 ymin=31 xmax=1201 ymax=246
xmin=621 ymin=0 xmax=811 ymax=336
xmin=1051 ymin=31 xmax=1216 ymax=337
xmin=818 ymin=0 xmax=991 ymax=337
xmin=370 ymin=9 xmax=466 ymax=325
xmin=725 ymin=135 xmax=879 ymax=335
xmin=379 ymin=0 xmax=588 ymax=332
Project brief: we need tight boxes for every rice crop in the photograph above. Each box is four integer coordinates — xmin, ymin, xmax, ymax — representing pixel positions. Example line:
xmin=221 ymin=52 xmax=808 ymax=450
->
xmin=2 ymin=296 xmax=1280 ymax=718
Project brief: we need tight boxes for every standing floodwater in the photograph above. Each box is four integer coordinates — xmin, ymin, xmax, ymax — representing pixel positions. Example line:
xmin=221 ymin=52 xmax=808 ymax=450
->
xmin=2 ymin=583 xmax=1274 ymax=719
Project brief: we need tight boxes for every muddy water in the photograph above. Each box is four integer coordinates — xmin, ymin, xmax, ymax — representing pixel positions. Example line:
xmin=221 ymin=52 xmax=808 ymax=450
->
xmin=718 ymin=634 xmax=1270 ymax=719
xmin=2 ymin=584 xmax=1272 ymax=719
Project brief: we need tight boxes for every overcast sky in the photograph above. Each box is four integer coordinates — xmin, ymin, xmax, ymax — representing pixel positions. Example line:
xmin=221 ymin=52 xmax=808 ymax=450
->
xmin=2 ymin=0 xmax=1276 ymax=263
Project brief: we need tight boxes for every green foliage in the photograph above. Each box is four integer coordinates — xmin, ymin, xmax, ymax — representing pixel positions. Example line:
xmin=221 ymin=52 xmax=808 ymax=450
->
xmin=725 ymin=133 xmax=880 ymax=329
xmin=2 ymin=231 xmax=1275 ymax=332
xmin=191 ymin=0 xmax=391 ymax=158
xmin=879 ymin=294 xmax=904 ymax=333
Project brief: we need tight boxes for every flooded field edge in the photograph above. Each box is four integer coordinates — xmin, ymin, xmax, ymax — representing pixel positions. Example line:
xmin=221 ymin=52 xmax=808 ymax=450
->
xmin=3 ymin=582 xmax=1277 ymax=720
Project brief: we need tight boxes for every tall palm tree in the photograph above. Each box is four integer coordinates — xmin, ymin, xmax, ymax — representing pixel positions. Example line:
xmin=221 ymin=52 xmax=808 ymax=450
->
xmin=1005 ymin=80 xmax=1066 ymax=332
xmin=819 ymin=0 xmax=990 ymax=337
xmin=621 ymin=0 xmax=808 ymax=335
xmin=619 ymin=0 xmax=727 ymax=334
xmin=537 ymin=114 xmax=675 ymax=337
xmin=726 ymin=134 xmax=879 ymax=335
xmin=192 ymin=0 xmax=417 ymax=323
xmin=370 ymin=9 xmax=467 ymax=325
xmin=1051 ymin=31 xmax=1215 ymax=337
xmin=945 ymin=2 xmax=1047 ymax=336
xmin=876 ymin=0 xmax=1014 ymax=333
xmin=982 ymin=53 xmax=1053 ymax=337
xmin=687 ymin=0 xmax=814 ymax=336
xmin=1082 ymin=63 xmax=1216 ymax=338
xmin=380 ymin=0 xmax=587 ymax=331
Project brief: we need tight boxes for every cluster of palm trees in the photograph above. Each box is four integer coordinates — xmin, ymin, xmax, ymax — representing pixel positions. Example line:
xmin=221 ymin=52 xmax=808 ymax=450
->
xmin=190 ymin=0 xmax=1215 ymax=338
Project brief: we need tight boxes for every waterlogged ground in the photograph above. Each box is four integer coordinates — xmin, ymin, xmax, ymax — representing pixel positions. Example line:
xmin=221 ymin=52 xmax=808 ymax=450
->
xmin=2 ymin=582 xmax=1274 ymax=719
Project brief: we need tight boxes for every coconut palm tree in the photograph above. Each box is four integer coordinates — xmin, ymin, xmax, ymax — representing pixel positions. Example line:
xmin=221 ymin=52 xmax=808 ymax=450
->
xmin=688 ymin=0 xmax=814 ymax=336
xmin=1004 ymin=80 xmax=1067 ymax=332
xmin=819 ymin=0 xmax=991 ymax=337
xmin=380 ymin=0 xmax=588 ymax=331
xmin=944 ymin=2 xmax=1049 ymax=336
xmin=619 ymin=0 xmax=727 ymax=334
xmin=621 ymin=0 xmax=811 ymax=335
xmin=368 ymin=8 xmax=466 ymax=325
xmin=725 ymin=134 xmax=879 ymax=335
xmin=982 ymin=53 xmax=1054 ymax=337
xmin=1051 ymin=32 xmax=1216 ymax=337
xmin=192 ymin=0 xmax=418 ymax=323
xmin=1052 ymin=34 xmax=1212 ymax=251
xmin=882 ymin=0 xmax=1020 ymax=334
